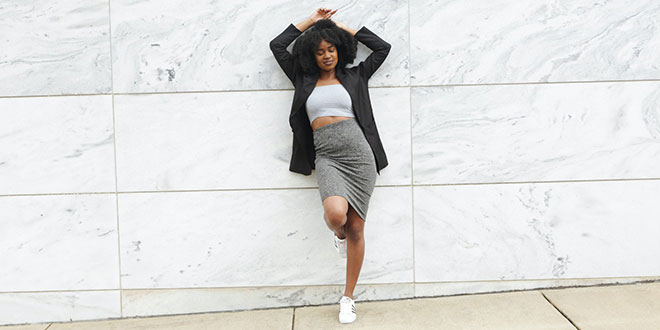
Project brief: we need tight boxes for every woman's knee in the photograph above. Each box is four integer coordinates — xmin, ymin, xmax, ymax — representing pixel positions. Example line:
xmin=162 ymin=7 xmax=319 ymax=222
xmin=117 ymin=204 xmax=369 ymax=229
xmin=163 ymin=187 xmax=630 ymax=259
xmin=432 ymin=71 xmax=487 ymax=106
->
xmin=325 ymin=208 xmax=347 ymax=228
xmin=323 ymin=196 xmax=348 ymax=228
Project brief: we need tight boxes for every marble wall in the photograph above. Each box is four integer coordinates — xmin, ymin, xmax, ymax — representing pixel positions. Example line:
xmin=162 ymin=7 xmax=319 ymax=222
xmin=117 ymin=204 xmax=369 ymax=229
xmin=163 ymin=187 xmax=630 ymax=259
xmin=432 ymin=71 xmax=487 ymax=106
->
xmin=1 ymin=0 xmax=659 ymax=326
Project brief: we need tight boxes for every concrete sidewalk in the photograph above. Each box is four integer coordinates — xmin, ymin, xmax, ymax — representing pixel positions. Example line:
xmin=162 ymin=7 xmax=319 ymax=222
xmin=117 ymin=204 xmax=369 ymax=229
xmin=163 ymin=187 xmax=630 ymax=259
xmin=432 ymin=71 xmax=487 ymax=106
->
xmin=3 ymin=282 xmax=660 ymax=330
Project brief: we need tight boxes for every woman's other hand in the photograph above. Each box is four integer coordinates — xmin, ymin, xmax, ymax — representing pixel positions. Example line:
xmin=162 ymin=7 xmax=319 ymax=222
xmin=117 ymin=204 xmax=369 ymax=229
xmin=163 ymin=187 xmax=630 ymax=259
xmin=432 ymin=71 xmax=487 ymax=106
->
xmin=333 ymin=20 xmax=347 ymax=30
xmin=310 ymin=8 xmax=337 ymax=23
xmin=332 ymin=20 xmax=357 ymax=37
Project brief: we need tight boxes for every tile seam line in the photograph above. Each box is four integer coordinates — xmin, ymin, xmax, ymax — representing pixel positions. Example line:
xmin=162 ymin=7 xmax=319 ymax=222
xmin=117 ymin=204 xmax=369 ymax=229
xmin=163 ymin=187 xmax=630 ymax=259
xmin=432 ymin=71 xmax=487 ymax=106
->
xmin=2 ymin=78 xmax=660 ymax=99
xmin=106 ymin=0 xmax=123 ymax=318
xmin=4 ymin=277 xmax=659 ymax=294
xmin=408 ymin=0 xmax=416 ymax=295
xmin=0 ymin=184 xmax=408 ymax=198
xmin=2 ymin=177 xmax=660 ymax=198
xmin=0 ymin=282 xmax=415 ymax=294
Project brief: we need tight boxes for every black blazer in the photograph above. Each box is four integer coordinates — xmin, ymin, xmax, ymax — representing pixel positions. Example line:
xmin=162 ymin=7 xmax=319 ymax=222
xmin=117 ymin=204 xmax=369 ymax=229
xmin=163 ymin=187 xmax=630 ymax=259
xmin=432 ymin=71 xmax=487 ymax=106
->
xmin=269 ymin=23 xmax=392 ymax=176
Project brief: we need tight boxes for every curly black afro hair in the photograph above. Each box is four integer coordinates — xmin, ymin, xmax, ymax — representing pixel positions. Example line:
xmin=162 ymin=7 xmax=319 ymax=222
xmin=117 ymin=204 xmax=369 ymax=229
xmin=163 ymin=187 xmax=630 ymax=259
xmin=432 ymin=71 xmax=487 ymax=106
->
xmin=291 ymin=19 xmax=358 ymax=75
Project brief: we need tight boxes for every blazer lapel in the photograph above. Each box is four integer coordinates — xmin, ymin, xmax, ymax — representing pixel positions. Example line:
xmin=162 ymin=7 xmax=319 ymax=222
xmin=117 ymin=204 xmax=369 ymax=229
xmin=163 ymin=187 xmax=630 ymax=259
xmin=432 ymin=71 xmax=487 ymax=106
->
xmin=291 ymin=73 xmax=318 ymax=120
xmin=336 ymin=68 xmax=359 ymax=118
xmin=303 ymin=72 xmax=318 ymax=94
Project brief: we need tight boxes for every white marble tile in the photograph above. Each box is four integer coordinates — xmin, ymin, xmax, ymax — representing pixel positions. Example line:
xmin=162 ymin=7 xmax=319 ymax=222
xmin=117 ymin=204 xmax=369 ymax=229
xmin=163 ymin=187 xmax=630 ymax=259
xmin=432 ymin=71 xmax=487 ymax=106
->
xmin=0 ymin=291 xmax=120 ymax=327
xmin=371 ymin=87 xmax=412 ymax=185
xmin=0 ymin=0 xmax=111 ymax=97
xmin=122 ymin=283 xmax=413 ymax=317
xmin=413 ymin=181 xmax=660 ymax=283
xmin=412 ymin=82 xmax=660 ymax=185
xmin=0 ymin=95 xmax=116 ymax=195
xmin=111 ymin=0 xmax=408 ymax=93
xmin=410 ymin=0 xmax=660 ymax=85
xmin=0 ymin=194 xmax=119 ymax=291
xmin=118 ymin=186 xmax=412 ymax=289
xmin=115 ymin=88 xmax=409 ymax=191
xmin=414 ymin=276 xmax=660 ymax=298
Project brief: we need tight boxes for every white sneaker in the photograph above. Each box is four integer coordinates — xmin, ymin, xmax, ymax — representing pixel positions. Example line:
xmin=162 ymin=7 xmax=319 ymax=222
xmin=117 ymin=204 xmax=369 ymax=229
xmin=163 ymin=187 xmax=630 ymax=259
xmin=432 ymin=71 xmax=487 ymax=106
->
xmin=333 ymin=233 xmax=347 ymax=258
xmin=338 ymin=295 xmax=357 ymax=324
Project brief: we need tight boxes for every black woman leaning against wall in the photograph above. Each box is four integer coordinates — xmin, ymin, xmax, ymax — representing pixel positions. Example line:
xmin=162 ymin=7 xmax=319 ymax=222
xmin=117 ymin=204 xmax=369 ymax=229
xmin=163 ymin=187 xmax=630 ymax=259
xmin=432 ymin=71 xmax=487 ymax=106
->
xmin=269 ymin=7 xmax=391 ymax=324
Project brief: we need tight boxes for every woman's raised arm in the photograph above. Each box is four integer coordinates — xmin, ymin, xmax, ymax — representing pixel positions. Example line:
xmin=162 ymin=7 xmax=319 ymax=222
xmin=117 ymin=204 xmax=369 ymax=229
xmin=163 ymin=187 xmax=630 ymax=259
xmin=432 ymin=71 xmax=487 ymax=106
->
xmin=353 ymin=26 xmax=391 ymax=80
xmin=269 ymin=8 xmax=337 ymax=84
xmin=332 ymin=19 xmax=391 ymax=79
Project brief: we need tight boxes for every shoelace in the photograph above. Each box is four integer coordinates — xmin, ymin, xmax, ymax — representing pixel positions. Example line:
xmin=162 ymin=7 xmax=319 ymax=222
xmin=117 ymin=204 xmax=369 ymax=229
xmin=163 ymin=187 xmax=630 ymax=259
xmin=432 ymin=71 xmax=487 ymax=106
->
xmin=340 ymin=298 xmax=355 ymax=314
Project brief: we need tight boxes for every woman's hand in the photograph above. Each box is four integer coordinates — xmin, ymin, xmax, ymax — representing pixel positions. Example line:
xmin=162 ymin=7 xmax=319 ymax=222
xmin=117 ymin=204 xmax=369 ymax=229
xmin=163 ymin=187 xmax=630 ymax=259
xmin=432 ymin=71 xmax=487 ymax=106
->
xmin=309 ymin=8 xmax=337 ymax=23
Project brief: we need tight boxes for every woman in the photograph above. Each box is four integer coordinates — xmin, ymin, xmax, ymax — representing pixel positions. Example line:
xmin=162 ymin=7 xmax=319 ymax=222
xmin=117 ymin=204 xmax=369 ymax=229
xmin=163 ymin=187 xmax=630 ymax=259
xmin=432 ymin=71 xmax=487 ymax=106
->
xmin=269 ymin=8 xmax=391 ymax=324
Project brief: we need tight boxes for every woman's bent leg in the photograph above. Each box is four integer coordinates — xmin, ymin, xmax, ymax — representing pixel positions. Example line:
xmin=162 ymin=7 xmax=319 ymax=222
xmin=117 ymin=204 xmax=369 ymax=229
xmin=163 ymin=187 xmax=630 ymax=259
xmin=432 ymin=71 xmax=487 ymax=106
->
xmin=323 ymin=195 xmax=349 ymax=239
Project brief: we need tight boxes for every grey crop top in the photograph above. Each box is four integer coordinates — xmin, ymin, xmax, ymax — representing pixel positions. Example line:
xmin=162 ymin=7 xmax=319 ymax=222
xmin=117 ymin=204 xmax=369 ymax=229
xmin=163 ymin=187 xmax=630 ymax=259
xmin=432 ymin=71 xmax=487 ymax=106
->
xmin=305 ymin=84 xmax=355 ymax=124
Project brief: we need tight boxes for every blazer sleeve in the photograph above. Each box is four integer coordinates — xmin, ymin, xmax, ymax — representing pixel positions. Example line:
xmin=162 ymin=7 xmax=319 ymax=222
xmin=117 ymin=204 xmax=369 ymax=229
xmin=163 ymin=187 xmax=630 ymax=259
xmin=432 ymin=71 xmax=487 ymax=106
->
xmin=354 ymin=26 xmax=392 ymax=80
xmin=269 ymin=23 xmax=303 ymax=85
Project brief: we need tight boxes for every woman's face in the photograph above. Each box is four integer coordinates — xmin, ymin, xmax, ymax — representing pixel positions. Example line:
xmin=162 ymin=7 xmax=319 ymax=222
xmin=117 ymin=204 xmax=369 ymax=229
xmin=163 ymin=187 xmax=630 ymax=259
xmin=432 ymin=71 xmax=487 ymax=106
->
xmin=315 ymin=39 xmax=338 ymax=72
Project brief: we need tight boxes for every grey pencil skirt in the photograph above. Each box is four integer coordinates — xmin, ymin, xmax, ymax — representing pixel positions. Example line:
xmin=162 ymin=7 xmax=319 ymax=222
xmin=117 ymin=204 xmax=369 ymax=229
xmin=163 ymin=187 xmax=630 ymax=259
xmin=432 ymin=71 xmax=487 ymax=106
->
xmin=313 ymin=118 xmax=377 ymax=221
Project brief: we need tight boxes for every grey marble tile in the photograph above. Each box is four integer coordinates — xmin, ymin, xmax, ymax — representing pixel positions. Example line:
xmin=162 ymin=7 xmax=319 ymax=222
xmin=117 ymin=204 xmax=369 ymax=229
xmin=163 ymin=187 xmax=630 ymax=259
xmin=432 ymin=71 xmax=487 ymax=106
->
xmin=122 ymin=283 xmax=413 ymax=317
xmin=114 ymin=88 xmax=409 ymax=191
xmin=0 ymin=194 xmax=119 ymax=291
xmin=0 ymin=290 xmax=119 ymax=326
xmin=118 ymin=186 xmax=412 ymax=289
xmin=0 ymin=95 xmax=116 ymax=195
xmin=111 ymin=0 xmax=408 ymax=93
xmin=412 ymin=82 xmax=660 ymax=185
xmin=410 ymin=0 xmax=660 ymax=85
xmin=414 ymin=276 xmax=660 ymax=298
xmin=0 ymin=0 xmax=111 ymax=97
xmin=413 ymin=181 xmax=660 ymax=283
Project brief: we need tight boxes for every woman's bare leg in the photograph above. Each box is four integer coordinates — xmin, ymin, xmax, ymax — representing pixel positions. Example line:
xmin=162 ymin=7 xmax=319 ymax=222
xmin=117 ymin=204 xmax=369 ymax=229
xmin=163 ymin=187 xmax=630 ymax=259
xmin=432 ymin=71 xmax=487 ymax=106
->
xmin=343 ymin=205 xmax=365 ymax=299
xmin=323 ymin=196 xmax=349 ymax=239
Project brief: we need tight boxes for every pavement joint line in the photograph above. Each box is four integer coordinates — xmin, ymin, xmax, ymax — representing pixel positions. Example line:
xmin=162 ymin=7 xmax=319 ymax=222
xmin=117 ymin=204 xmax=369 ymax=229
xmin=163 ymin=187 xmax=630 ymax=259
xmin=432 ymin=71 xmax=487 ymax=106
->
xmin=291 ymin=308 xmax=296 ymax=330
xmin=5 ymin=280 xmax=660 ymax=327
xmin=540 ymin=291 xmax=580 ymax=330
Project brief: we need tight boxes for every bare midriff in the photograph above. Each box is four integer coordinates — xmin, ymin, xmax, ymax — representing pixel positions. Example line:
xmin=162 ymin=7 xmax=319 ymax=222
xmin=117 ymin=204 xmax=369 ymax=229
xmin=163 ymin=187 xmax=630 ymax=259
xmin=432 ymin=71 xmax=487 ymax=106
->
xmin=311 ymin=116 xmax=354 ymax=131
xmin=311 ymin=79 xmax=353 ymax=131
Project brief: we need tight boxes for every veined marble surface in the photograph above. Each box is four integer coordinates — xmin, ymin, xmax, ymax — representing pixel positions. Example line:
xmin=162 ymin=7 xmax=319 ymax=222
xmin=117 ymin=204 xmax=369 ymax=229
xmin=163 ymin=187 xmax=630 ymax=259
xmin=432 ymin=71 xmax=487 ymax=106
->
xmin=0 ymin=0 xmax=111 ymax=97
xmin=0 ymin=194 xmax=119 ymax=292
xmin=410 ymin=0 xmax=660 ymax=85
xmin=115 ymin=87 xmax=410 ymax=191
xmin=111 ymin=0 xmax=407 ymax=93
xmin=122 ymin=283 xmax=414 ymax=317
xmin=118 ymin=186 xmax=413 ymax=289
xmin=0 ymin=95 xmax=115 ymax=195
xmin=3 ymin=0 xmax=660 ymax=326
xmin=121 ymin=277 xmax=660 ymax=317
xmin=0 ymin=291 xmax=119 ymax=326
xmin=412 ymin=81 xmax=660 ymax=185
xmin=414 ymin=181 xmax=660 ymax=283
